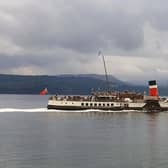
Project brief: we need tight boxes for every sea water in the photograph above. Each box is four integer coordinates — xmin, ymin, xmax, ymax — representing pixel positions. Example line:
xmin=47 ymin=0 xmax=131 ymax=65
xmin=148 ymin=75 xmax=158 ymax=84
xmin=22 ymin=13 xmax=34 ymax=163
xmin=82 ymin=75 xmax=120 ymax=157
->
xmin=0 ymin=95 xmax=168 ymax=167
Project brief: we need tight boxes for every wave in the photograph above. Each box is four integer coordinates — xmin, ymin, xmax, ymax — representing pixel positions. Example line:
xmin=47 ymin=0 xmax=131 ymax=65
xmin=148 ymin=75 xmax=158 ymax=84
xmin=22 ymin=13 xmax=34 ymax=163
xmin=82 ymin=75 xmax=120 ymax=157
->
xmin=0 ymin=108 xmax=49 ymax=112
xmin=0 ymin=108 xmax=145 ymax=113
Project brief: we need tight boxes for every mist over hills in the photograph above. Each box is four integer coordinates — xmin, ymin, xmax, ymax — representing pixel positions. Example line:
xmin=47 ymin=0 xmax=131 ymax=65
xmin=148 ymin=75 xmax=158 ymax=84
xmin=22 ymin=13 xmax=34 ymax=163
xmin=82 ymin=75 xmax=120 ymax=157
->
xmin=0 ymin=74 xmax=167 ymax=95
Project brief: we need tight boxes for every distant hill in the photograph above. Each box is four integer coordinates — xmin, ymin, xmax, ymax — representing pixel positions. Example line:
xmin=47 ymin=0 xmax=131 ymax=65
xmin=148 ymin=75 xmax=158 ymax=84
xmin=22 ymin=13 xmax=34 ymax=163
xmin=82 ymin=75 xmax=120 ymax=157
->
xmin=0 ymin=74 xmax=167 ymax=95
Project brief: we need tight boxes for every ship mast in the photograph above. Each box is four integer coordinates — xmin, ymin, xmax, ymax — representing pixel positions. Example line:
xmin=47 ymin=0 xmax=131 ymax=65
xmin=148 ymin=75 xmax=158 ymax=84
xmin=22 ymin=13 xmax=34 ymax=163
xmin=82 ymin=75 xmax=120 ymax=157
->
xmin=98 ymin=51 xmax=110 ymax=92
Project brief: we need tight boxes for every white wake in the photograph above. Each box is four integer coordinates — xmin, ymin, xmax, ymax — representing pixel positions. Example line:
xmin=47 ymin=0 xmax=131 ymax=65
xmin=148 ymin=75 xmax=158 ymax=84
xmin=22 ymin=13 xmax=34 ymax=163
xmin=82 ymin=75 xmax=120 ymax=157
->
xmin=0 ymin=108 xmax=51 ymax=112
xmin=0 ymin=108 xmax=144 ymax=113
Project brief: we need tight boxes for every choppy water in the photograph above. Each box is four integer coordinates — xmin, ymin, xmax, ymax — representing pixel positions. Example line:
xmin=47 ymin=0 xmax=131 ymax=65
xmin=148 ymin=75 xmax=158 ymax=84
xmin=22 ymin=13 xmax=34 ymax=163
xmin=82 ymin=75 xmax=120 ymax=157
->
xmin=0 ymin=95 xmax=168 ymax=167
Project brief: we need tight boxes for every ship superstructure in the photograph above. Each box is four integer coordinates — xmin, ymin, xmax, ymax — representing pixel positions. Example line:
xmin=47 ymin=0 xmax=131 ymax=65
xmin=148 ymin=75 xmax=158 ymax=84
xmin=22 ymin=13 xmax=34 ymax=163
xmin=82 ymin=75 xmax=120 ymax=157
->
xmin=47 ymin=80 xmax=168 ymax=111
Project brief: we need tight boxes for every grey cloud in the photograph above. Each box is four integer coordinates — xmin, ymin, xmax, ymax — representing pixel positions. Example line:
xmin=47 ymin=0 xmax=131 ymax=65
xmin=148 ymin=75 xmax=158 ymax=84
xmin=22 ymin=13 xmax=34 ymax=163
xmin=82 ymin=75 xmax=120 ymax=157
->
xmin=103 ymin=12 xmax=144 ymax=50
xmin=144 ymin=0 xmax=168 ymax=31
xmin=0 ymin=54 xmax=47 ymax=69
xmin=0 ymin=0 xmax=145 ymax=54
xmin=148 ymin=10 xmax=168 ymax=31
xmin=0 ymin=0 xmax=168 ymax=82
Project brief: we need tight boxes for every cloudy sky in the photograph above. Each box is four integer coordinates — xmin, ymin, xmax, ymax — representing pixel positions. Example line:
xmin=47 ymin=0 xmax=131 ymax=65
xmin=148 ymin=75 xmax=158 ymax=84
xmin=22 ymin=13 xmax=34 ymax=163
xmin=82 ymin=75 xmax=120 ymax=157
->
xmin=0 ymin=0 xmax=168 ymax=84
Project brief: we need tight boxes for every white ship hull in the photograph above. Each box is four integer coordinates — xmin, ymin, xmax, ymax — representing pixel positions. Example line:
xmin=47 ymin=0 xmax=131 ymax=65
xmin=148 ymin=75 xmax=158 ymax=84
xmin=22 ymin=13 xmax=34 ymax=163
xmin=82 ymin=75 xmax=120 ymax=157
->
xmin=47 ymin=100 xmax=146 ymax=111
xmin=47 ymin=99 xmax=168 ymax=112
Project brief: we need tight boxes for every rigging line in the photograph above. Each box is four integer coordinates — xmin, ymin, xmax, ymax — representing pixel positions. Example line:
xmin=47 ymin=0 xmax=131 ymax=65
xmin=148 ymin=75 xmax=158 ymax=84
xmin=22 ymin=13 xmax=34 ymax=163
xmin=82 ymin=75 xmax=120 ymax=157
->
xmin=98 ymin=51 xmax=110 ymax=92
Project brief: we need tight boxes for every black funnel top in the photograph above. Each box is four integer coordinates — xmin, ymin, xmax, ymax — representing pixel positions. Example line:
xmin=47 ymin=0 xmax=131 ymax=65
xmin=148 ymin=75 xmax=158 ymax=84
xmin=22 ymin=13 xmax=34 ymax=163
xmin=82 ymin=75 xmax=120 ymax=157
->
xmin=149 ymin=80 xmax=156 ymax=86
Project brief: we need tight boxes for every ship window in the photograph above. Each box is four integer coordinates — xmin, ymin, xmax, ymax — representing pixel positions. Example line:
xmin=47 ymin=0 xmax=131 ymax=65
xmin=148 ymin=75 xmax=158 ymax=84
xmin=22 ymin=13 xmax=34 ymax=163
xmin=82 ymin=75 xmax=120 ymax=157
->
xmin=111 ymin=103 xmax=114 ymax=106
xmin=86 ymin=103 xmax=88 ymax=106
xmin=94 ymin=103 xmax=97 ymax=106
xmin=107 ymin=103 xmax=109 ymax=106
xmin=90 ymin=103 xmax=93 ymax=106
xmin=124 ymin=104 xmax=128 ymax=107
xmin=81 ymin=103 xmax=84 ymax=106
xmin=99 ymin=103 xmax=101 ymax=106
xmin=103 ymin=103 xmax=105 ymax=106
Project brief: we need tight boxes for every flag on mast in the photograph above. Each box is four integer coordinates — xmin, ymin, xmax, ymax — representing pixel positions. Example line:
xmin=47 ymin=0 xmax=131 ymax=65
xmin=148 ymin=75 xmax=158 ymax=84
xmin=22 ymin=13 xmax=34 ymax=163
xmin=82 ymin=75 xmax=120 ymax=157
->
xmin=40 ymin=88 xmax=48 ymax=95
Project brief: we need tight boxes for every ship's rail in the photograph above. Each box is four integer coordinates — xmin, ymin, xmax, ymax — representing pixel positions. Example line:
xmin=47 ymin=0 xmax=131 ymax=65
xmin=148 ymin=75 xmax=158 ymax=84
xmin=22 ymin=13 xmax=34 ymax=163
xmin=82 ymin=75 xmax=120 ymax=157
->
xmin=49 ymin=95 xmax=144 ymax=103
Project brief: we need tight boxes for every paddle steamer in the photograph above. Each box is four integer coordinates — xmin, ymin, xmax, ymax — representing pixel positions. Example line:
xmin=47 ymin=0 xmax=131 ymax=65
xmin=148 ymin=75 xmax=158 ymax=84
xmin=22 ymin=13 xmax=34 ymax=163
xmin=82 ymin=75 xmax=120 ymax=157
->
xmin=47 ymin=80 xmax=168 ymax=112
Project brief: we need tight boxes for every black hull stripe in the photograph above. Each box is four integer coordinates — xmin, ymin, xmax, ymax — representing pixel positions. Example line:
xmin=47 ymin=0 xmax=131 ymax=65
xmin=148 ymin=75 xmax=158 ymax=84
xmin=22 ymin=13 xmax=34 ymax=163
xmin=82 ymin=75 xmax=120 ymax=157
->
xmin=47 ymin=105 xmax=168 ymax=112
xmin=47 ymin=105 xmax=143 ymax=111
